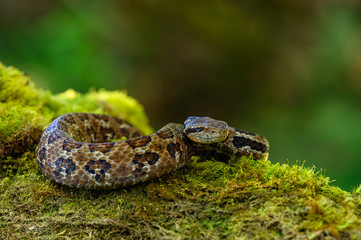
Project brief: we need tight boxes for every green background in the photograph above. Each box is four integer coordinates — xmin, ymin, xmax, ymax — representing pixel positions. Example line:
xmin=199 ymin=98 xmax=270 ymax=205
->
xmin=0 ymin=0 xmax=360 ymax=191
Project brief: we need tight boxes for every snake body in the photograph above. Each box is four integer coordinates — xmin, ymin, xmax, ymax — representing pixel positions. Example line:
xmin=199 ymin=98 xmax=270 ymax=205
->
xmin=36 ymin=113 xmax=269 ymax=189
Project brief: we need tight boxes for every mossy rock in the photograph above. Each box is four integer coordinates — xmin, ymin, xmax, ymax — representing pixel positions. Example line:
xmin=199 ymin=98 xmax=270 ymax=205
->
xmin=0 ymin=62 xmax=360 ymax=239
xmin=0 ymin=62 xmax=151 ymax=157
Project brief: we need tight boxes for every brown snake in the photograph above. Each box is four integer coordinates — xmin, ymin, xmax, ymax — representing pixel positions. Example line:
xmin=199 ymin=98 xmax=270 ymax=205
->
xmin=35 ymin=113 xmax=269 ymax=189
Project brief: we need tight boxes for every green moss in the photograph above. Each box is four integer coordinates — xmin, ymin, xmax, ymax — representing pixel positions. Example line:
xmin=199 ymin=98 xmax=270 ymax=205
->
xmin=0 ymin=64 xmax=40 ymax=104
xmin=0 ymin=62 xmax=151 ymax=156
xmin=0 ymin=62 xmax=360 ymax=239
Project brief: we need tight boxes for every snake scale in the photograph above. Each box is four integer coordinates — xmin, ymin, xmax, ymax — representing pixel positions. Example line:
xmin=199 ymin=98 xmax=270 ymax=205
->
xmin=36 ymin=113 xmax=269 ymax=189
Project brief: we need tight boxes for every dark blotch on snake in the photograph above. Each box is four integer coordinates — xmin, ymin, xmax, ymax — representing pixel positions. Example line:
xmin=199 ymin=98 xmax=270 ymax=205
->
xmin=54 ymin=157 xmax=76 ymax=175
xmin=167 ymin=142 xmax=183 ymax=160
xmin=88 ymin=143 xmax=114 ymax=153
xmin=127 ymin=136 xmax=152 ymax=149
xmin=100 ymin=125 xmax=116 ymax=140
xmin=157 ymin=129 xmax=174 ymax=139
xmin=232 ymin=136 xmax=267 ymax=152
xmin=133 ymin=152 xmax=160 ymax=166
xmin=62 ymin=141 xmax=82 ymax=152
xmin=184 ymin=127 xmax=204 ymax=134
xmin=48 ymin=133 xmax=61 ymax=144
xmin=86 ymin=127 xmax=97 ymax=141
xmin=38 ymin=147 xmax=46 ymax=161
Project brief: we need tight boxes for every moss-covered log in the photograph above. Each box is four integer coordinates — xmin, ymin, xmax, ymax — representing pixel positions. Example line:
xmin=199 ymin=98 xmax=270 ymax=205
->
xmin=0 ymin=63 xmax=360 ymax=239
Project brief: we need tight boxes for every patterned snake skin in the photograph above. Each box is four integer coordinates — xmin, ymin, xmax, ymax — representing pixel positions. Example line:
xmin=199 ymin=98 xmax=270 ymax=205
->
xmin=36 ymin=113 xmax=269 ymax=189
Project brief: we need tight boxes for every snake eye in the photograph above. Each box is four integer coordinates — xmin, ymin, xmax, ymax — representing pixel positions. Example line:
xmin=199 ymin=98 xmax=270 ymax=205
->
xmin=185 ymin=127 xmax=204 ymax=134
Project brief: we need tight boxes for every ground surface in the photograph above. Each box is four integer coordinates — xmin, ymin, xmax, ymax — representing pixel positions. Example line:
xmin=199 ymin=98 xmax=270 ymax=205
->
xmin=1 ymin=63 xmax=360 ymax=239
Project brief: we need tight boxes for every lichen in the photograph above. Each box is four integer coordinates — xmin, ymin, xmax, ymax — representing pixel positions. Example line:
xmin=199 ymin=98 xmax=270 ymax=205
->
xmin=0 ymin=62 xmax=360 ymax=239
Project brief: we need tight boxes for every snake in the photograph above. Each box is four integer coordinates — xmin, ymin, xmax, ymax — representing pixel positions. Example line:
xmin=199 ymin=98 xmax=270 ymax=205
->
xmin=35 ymin=113 xmax=269 ymax=189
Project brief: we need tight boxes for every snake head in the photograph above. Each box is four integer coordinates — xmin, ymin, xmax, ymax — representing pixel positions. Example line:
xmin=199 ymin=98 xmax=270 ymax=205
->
xmin=183 ymin=116 xmax=229 ymax=144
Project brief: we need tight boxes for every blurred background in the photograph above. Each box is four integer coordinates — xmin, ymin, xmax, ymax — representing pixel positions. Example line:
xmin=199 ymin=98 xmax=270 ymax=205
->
xmin=0 ymin=0 xmax=360 ymax=191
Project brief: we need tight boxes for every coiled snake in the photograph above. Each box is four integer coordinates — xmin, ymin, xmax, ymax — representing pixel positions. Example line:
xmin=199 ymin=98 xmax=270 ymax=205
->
xmin=36 ymin=113 xmax=269 ymax=189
